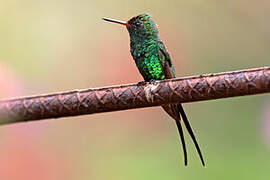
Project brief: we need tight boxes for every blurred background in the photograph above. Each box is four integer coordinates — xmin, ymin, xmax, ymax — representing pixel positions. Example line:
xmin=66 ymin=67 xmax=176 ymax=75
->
xmin=0 ymin=0 xmax=270 ymax=179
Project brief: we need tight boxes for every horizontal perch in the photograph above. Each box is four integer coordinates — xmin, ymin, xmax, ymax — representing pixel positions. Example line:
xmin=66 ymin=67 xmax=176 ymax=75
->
xmin=0 ymin=67 xmax=269 ymax=125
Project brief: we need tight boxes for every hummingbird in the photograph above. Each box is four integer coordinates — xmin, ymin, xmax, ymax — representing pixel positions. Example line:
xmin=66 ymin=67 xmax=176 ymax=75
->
xmin=103 ymin=14 xmax=205 ymax=166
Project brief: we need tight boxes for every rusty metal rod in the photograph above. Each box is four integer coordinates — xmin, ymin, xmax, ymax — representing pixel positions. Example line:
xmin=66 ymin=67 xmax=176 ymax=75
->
xmin=0 ymin=67 xmax=269 ymax=125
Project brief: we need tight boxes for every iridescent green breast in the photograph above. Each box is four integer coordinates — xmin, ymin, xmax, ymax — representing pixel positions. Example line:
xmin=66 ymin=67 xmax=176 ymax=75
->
xmin=131 ymin=41 xmax=165 ymax=81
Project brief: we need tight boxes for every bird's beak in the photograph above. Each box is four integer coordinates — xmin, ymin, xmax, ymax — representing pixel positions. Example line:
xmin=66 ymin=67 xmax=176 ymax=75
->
xmin=102 ymin=17 xmax=129 ymax=26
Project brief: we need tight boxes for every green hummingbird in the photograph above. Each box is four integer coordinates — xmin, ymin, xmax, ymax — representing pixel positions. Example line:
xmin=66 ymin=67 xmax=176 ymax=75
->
xmin=103 ymin=14 xmax=205 ymax=166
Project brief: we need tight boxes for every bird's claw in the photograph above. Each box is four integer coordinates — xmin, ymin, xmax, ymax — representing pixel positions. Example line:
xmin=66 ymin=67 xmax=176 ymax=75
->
xmin=137 ymin=79 xmax=156 ymax=86
xmin=149 ymin=79 xmax=156 ymax=84
xmin=137 ymin=81 xmax=147 ymax=86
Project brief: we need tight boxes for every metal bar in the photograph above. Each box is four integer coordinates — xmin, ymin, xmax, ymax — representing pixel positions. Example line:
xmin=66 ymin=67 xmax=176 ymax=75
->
xmin=0 ymin=67 xmax=269 ymax=125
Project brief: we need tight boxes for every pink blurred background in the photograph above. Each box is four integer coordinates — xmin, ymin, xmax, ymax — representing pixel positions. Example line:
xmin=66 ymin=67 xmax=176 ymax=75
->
xmin=0 ymin=0 xmax=270 ymax=179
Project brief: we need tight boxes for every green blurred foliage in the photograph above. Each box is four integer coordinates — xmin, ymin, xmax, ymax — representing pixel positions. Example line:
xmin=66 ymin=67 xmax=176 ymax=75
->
xmin=0 ymin=0 xmax=270 ymax=179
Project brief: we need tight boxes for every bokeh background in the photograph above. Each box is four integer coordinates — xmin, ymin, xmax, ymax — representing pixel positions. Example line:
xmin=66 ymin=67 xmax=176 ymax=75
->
xmin=0 ymin=0 xmax=270 ymax=179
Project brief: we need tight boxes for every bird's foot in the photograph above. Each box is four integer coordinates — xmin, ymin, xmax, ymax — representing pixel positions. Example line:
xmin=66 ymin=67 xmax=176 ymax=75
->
xmin=149 ymin=79 xmax=156 ymax=84
xmin=137 ymin=79 xmax=156 ymax=86
xmin=137 ymin=81 xmax=147 ymax=86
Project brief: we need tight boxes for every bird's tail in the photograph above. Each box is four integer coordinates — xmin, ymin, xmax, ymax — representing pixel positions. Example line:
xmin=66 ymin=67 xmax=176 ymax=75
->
xmin=162 ymin=104 xmax=205 ymax=166
xmin=174 ymin=116 xmax=187 ymax=165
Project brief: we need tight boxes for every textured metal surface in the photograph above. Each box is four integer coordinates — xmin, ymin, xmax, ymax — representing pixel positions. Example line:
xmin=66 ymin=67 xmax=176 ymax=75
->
xmin=0 ymin=67 xmax=269 ymax=125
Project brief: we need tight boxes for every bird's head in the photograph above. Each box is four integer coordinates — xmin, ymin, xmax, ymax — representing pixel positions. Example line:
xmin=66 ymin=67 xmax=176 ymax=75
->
xmin=103 ymin=14 xmax=159 ymax=41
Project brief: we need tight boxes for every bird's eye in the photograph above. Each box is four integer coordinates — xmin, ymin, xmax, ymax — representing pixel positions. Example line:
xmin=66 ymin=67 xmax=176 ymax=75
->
xmin=135 ymin=22 xmax=142 ymax=27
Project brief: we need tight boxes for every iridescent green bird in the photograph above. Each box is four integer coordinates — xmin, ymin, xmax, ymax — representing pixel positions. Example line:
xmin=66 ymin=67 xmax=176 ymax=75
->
xmin=103 ymin=14 xmax=205 ymax=166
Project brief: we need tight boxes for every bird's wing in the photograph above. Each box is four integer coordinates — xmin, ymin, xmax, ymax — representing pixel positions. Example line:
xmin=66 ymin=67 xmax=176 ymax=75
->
xmin=157 ymin=40 xmax=176 ymax=79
